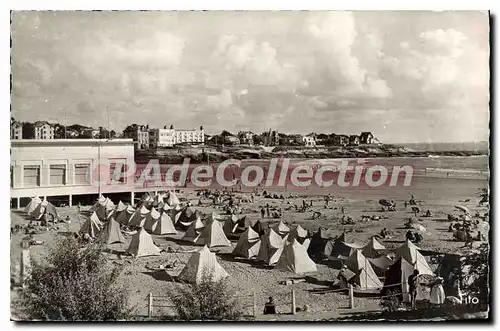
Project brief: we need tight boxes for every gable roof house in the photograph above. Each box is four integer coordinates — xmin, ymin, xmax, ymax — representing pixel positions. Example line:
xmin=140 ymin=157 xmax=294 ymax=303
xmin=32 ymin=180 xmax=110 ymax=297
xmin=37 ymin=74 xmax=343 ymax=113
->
xmin=360 ymin=132 xmax=375 ymax=144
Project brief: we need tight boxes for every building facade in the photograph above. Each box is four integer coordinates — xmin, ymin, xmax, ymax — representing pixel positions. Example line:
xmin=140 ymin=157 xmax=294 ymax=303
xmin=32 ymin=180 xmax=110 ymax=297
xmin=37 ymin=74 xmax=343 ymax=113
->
xmin=81 ymin=128 xmax=100 ymax=139
xmin=237 ymin=131 xmax=255 ymax=145
xmin=349 ymin=135 xmax=360 ymax=146
xmin=124 ymin=125 xmax=150 ymax=149
xmin=360 ymin=132 xmax=375 ymax=144
xmin=23 ymin=121 xmax=55 ymax=139
xmin=10 ymin=139 xmax=136 ymax=208
xmin=149 ymin=125 xmax=204 ymax=148
xmin=303 ymin=134 xmax=316 ymax=147
xmin=11 ymin=122 xmax=23 ymax=140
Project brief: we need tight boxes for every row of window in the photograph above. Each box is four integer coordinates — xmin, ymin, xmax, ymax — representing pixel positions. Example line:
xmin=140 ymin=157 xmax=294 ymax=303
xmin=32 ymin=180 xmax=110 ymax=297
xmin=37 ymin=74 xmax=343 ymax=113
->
xmin=14 ymin=161 xmax=127 ymax=188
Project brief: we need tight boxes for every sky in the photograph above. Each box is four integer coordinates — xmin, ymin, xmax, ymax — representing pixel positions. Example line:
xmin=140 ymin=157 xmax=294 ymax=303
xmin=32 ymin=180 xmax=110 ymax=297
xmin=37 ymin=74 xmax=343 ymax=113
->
xmin=11 ymin=11 xmax=490 ymax=143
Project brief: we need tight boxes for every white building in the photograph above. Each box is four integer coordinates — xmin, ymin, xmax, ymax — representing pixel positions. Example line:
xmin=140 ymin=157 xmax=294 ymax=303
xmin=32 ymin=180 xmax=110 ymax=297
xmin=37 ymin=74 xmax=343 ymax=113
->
xmin=174 ymin=126 xmax=204 ymax=145
xmin=150 ymin=128 xmax=176 ymax=147
xmin=10 ymin=139 xmax=137 ymax=208
xmin=149 ymin=125 xmax=204 ymax=147
xmin=303 ymin=135 xmax=316 ymax=147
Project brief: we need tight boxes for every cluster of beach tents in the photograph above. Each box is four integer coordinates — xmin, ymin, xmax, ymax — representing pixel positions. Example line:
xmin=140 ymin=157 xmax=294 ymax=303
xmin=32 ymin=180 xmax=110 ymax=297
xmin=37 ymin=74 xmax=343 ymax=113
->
xmin=304 ymin=228 xmax=434 ymax=298
xmin=24 ymin=196 xmax=59 ymax=221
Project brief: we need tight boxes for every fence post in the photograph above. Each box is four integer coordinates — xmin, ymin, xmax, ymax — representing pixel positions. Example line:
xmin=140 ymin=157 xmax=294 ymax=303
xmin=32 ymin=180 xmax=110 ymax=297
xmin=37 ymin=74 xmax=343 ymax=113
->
xmin=148 ymin=293 xmax=153 ymax=318
xmin=253 ymin=291 xmax=257 ymax=317
xmin=349 ymin=284 xmax=354 ymax=309
xmin=291 ymin=289 xmax=296 ymax=315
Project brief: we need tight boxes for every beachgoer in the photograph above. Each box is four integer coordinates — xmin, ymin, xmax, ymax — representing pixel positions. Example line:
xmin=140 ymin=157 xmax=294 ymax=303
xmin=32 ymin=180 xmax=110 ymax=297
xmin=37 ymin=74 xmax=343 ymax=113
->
xmin=263 ymin=297 xmax=276 ymax=315
xmin=408 ymin=270 xmax=420 ymax=310
xmin=260 ymin=207 xmax=265 ymax=219
xmin=341 ymin=206 xmax=345 ymax=214
xmin=425 ymin=210 xmax=432 ymax=217
xmin=430 ymin=277 xmax=446 ymax=306
xmin=266 ymin=204 xmax=270 ymax=218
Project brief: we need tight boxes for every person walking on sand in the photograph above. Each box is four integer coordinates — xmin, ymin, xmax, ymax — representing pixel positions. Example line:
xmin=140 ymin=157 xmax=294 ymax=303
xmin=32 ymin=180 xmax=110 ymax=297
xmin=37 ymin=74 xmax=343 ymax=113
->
xmin=260 ymin=207 xmax=266 ymax=219
xmin=266 ymin=204 xmax=270 ymax=218
xmin=341 ymin=206 xmax=345 ymax=214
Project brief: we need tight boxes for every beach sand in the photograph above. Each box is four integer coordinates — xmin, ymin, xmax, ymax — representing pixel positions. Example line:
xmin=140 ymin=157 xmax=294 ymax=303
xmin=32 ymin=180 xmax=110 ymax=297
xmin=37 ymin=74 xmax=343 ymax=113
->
xmin=10 ymin=172 xmax=489 ymax=320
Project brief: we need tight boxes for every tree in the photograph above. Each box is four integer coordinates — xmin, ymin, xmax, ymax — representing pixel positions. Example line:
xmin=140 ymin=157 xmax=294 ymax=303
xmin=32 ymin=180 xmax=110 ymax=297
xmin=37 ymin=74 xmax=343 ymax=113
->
xmin=168 ymin=269 xmax=242 ymax=321
xmin=220 ymin=130 xmax=233 ymax=137
xmin=252 ymin=135 xmax=264 ymax=145
xmin=54 ymin=123 xmax=67 ymax=139
xmin=22 ymin=122 xmax=35 ymax=139
xmin=20 ymin=237 xmax=132 ymax=321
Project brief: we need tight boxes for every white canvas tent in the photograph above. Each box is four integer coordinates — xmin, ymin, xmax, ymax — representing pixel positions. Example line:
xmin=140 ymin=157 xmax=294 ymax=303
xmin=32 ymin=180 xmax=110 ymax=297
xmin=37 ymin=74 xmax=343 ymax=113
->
xmin=115 ymin=205 xmax=135 ymax=225
xmin=178 ymin=246 xmax=229 ymax=284
xmin=276 ymin=239 xmax=317 ymax=274
xmin=24 ymin=196 xmax=42 ymax=214
xmin=182 ymin=217 xmax=205 ymax=243
xmin=345 ymin=250 xmax=383 ymax=290
xmin=98 ymin=217 xmax=125 ymax=244
xmin=196 ymin=217 xmax=231 ymax=248
xmin=258 ymin=228 xmax=288 ymax=266
xmin=128 ymin=205 xmax=151 ymax=228
xmin=151 ymin=212 xmax=177 ymax=235
xmin=126 ymin=227 xmax=161 ymax=257
xmin=167 ymin=191 xmax=180 ymax=207
xmin=143 ymin=207 xmax=161 ymax=232
xmin=232 ymin=227 xmax=261 ymax=259
xmin=79 ymin=213 xmax=103 ymax=238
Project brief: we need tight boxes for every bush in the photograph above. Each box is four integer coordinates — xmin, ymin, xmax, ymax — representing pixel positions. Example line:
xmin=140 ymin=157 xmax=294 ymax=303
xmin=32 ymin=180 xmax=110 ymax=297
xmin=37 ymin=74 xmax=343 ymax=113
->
xmin=169 ymin=268 xmax=242 ymax=320
xmin=20 ymin=237 xmax=132 ymax=321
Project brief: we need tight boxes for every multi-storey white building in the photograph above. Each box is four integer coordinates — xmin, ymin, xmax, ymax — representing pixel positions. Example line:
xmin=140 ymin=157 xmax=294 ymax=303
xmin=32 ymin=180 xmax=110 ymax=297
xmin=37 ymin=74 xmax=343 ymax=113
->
xmin=149 ymin=125 xmax=204 ymax=148
xmin=11 ymin=122 xmax=23 ymax=140
xmin=24 ymin=121 xmax=55 ymax=139
xmin=10 ymin=139 xmax=136 ymax=208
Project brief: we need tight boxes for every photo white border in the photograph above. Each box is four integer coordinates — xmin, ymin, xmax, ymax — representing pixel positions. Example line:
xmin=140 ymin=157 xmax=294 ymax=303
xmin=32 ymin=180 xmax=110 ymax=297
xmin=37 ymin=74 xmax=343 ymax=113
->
xmin=1 ymin=1 xmax=496 ymax=331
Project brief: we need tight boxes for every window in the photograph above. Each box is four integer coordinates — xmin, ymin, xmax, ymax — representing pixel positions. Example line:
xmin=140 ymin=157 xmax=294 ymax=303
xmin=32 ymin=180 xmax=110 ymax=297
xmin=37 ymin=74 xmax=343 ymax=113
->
xmin=109 ymin=159 xmax=127 ymax=184
xmin=24 ymin=165 xmax=40 ymax=187
xmin=75 ymin=164 xmax=90 ymax=185
xmin=50 ymin=164 xmax=66 ymax=185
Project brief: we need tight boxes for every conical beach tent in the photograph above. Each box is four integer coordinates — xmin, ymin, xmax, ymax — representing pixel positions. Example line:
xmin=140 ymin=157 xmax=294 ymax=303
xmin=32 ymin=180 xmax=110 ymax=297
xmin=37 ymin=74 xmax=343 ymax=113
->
xmin=329 ymin=233 xmax=362 ymax=260
xmin=182 ymin=217 xmax=205 ymax=243
xmin=143 ymin=207 xmax=161 ymax=232
xmin=115 ymin=205 xmax=135 ymax=224
xmin=272 ymin=220 xmax=290 ymax=237
xmin=277 ymin=239 xmax=317 ymax=274
xmin=24 ymin=196 xmax=41 ymax=214
xmin=31 ymin=198 xmax=58 ymax=220
xmin=98 ymin=217 xmax=125 ymax=244
xmin=232 ymin=227 xmax=261 ymax=258
xmin=151 ymin=212 xmax=177 ymax=235
xmin=127 ymin=227 xmax=161 ymax=257
xmin=288 ymin=224 xmax=309 ymax=244
xmin=252 ymin=220 xmax=266 ymax=236
xmin=223 ymin=215 xmax=240 ymax=237
xmin=128 ymin=205 xmax=150 ymax=228
xmin=167 ymin=191 xmax=180 ymax=207
xmin=307 ymin=228 xmax=333 ymax=259
xmin=79 ymin=213 xmax=102 ymax=238
xmin=178 ymin=246 xmax=229 ymax=284
xmin=258 ymin=228 xmax=287 ymax=266
xmin=382 ymin=241 xmax=434 ymax=302
xmin=196 ymin=217 xmax=231 ymax=247
xmin=361 ymin=237 xmax=386 ymax=259
xmin=175 ymin=206 xmax=202 ymax=229
xmin=345 ymin=250 xmax=383 ymax=289
xmin=394 ymin=240 xmax=434 ymax=276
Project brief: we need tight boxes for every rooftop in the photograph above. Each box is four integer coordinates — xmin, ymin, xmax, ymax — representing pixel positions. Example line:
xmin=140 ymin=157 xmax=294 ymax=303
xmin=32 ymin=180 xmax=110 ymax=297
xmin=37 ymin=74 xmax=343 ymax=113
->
xmin=11 ymin=138 xmax=134 ymax=147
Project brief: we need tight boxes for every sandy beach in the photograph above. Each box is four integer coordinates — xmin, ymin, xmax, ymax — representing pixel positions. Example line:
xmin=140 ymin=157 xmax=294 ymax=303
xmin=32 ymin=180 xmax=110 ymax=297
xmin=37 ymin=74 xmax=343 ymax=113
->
xmin=10 ymin=155 xmax=489 ymax=320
